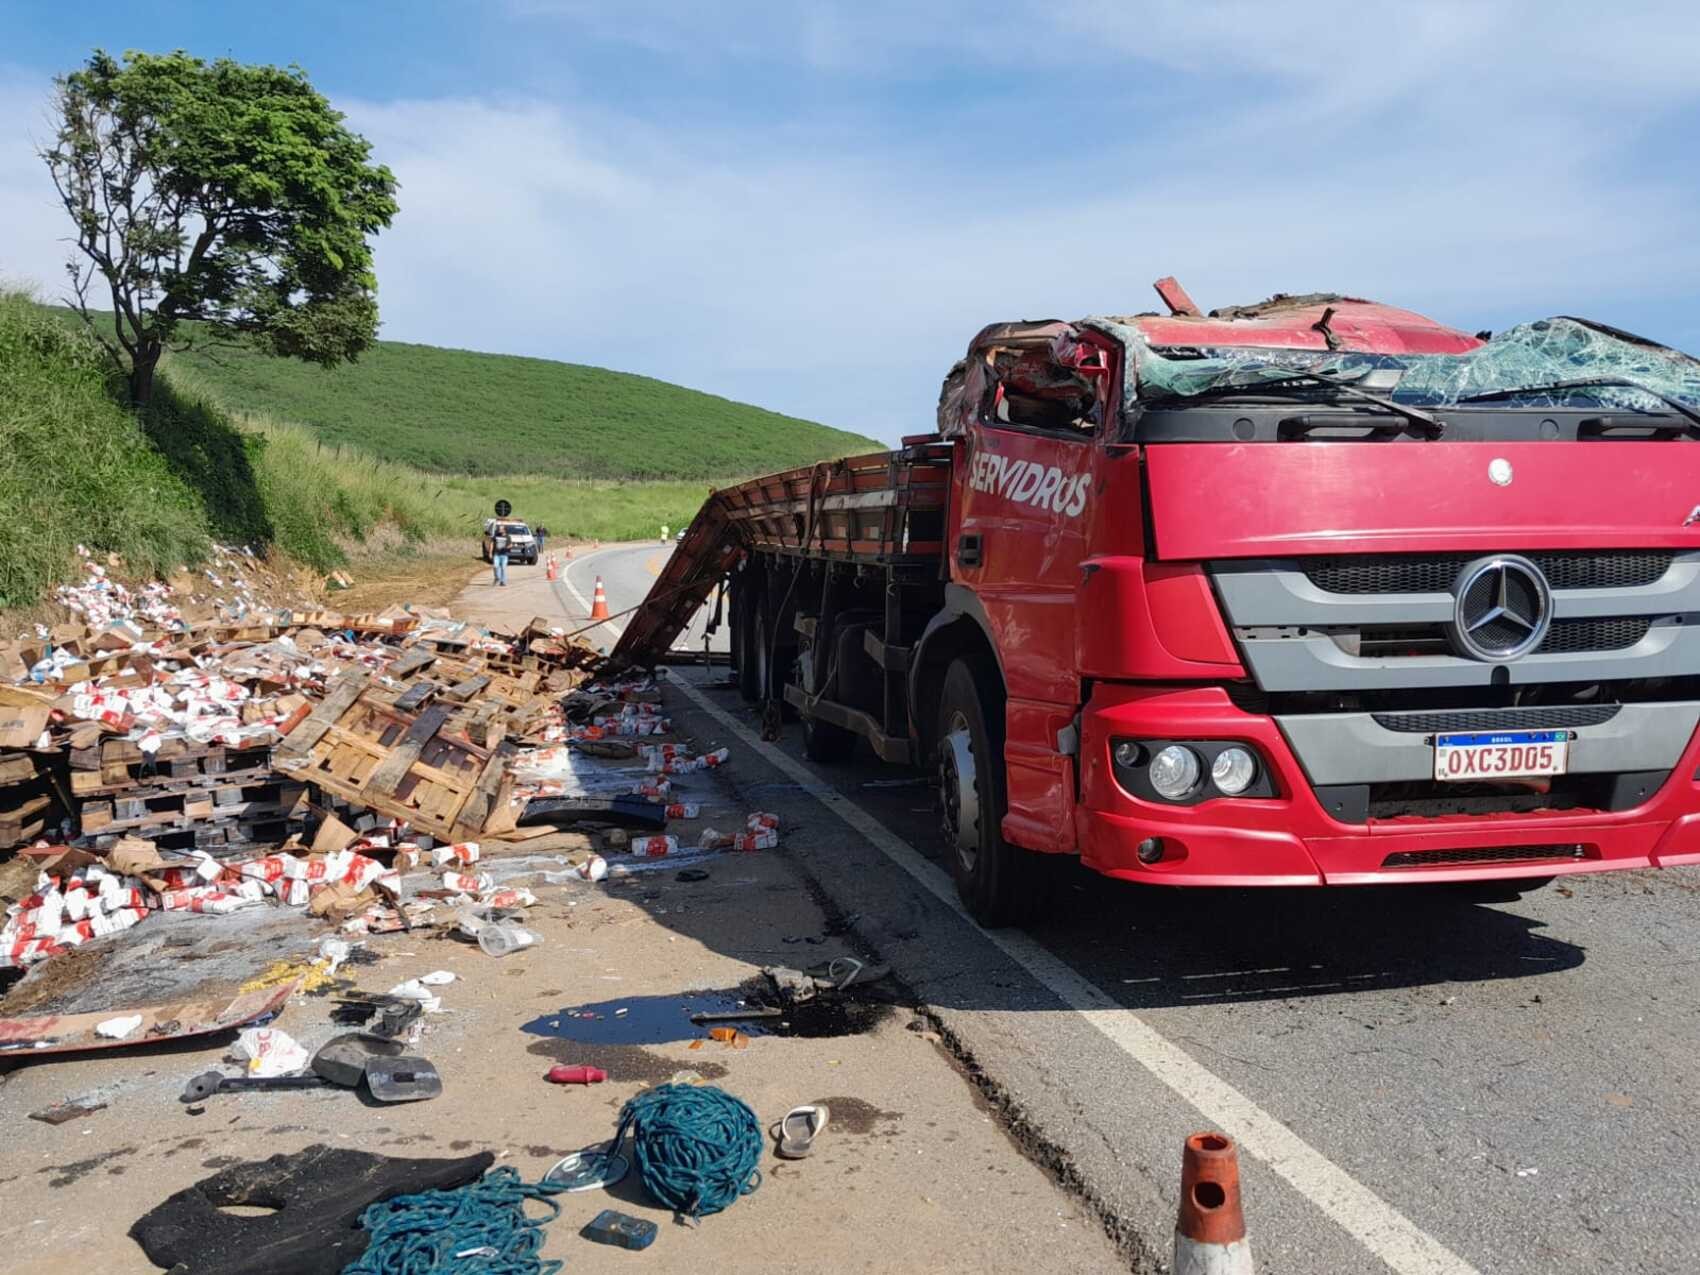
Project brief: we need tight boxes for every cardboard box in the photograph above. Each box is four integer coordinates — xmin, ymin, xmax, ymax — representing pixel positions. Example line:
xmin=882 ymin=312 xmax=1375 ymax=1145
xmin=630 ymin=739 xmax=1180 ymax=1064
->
xmin=0 ymin=706 xmax=49 ymax=750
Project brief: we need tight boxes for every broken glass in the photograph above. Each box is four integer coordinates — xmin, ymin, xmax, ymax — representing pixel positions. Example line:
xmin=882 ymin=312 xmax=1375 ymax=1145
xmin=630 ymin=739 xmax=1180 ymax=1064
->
xmin=1083 ymin=317 xmax=1700 ymax=425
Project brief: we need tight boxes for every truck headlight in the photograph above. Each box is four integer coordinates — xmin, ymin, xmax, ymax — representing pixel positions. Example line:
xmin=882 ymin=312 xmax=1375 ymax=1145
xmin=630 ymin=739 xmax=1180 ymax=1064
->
xmin=1109 ymin=737 xmax=1275 ymax=804
xmin=1210 ymin=746 xmax=1258 ymax=796
xmin=1148 ymin=745 xmax=1201 ymax=800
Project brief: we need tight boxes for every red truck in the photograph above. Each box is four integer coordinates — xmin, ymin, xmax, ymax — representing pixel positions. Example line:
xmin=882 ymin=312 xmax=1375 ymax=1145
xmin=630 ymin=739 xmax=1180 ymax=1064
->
xmin=619 ymin=281 xmax=1700 ymax=924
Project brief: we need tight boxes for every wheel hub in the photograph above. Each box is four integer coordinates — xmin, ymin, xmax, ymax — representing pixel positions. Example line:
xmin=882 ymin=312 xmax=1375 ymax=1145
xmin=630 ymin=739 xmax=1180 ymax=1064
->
xmin=938 ymin=716 xmax=980 ymax=871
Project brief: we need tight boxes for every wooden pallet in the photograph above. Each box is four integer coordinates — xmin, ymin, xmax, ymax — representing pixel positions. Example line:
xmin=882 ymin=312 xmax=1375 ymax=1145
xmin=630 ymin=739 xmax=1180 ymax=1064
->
xmin=78 ymin=779 xmax=307 ymax=835
xmin=369 ymin=644 xmax=554 ymax=748
xmin=275 ymin=672 xmax=514 ymax=841
xmin=83 ymin=816 xmax=306 ymax=856
xmin=0 ymin=779 xmax=51 ymax=850
xmin=69 ymin=743 xmax=276 ymax=796
xmin=69 ymin=736 xmax=278 ymax=777
xmin=0 ymin=754 xmax=38 ymax=787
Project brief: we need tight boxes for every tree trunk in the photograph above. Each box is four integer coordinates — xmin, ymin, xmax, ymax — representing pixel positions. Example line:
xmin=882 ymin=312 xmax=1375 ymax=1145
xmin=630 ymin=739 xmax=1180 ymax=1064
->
xmin=129 ymin=342 xmax=160 ymax=406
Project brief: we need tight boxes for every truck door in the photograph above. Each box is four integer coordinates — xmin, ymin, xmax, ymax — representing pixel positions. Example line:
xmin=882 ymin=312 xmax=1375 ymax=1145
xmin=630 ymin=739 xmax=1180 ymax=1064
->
xmin=951 ymin=329 xmax=1111 ymax=850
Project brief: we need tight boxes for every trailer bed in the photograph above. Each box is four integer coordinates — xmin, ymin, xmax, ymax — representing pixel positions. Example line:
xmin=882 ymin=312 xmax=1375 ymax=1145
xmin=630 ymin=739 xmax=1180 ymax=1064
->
xmin=611 ymin=441 xmax=951 ymax=666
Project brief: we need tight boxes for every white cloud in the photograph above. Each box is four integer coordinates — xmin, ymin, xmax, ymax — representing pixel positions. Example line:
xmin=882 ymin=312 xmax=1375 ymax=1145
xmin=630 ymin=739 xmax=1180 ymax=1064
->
xmin=6 ymin=4 xmax=1700 ymax=443
xmin=0 ymin=72 xmax=74 ymax=299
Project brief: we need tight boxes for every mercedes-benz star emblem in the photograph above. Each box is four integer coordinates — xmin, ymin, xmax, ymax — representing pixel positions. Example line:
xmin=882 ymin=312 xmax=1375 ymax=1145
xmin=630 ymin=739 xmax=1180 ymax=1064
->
xmin=1448 ymin=555 xmax=1552 ymax=662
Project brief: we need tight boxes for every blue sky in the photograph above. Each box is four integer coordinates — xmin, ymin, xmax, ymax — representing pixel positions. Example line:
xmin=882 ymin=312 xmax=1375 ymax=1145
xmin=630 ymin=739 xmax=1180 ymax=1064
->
xmin=4 ymin=1 xmax=1700 ymax=443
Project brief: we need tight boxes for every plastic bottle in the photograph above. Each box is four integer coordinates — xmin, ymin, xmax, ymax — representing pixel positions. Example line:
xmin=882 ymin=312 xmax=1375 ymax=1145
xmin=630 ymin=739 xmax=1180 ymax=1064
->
xmin=477 ymin=921 xmax=541 ymax=957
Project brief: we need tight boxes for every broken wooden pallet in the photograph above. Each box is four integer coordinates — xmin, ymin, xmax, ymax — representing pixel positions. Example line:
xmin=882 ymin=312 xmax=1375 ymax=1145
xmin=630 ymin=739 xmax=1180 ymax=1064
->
xmin=275 ymin=672 xmax=514 ymax=841
xmin=69 ymin=736 xmax=280 ymax=776
xmin=77 ymin=779 xmax=307 ymax=835
xmin=0 ymin=780 xmax=52 ymax=850
xmin=68 ymin=741 xmax=276 ymax=797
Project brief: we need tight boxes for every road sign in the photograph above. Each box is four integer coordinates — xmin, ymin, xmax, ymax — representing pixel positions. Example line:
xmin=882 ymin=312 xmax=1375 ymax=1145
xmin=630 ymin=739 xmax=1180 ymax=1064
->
xmin=494 ymin=500 xmax=512 ymax=518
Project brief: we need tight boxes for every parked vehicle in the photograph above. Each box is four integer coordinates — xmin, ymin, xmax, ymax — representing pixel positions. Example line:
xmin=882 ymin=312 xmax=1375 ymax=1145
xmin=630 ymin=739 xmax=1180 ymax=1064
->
xmin=482 ymin=518 xmax=539 ymax=564
xmin=618 ymin=281 xmax=1700 ymax=924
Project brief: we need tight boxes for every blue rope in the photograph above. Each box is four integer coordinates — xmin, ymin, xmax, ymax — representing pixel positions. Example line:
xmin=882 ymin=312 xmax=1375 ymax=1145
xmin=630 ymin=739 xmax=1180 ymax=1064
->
xmin=342 ymin=1165 xmax=568 ymax=1275
xmin=613 ymin=1083 xmax=764 ymax=1220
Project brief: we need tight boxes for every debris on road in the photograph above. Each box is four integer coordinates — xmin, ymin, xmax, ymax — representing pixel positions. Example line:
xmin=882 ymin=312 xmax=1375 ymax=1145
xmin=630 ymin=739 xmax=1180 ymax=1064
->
xmin=774 ymin=1102 xmax=830 ymax=1159
xmin=0 ymin=552 xmax=747 ymax=990
xmin=545 ymin=1063 xmax=608 ymax=1085
xmin=611 ymin=1082 xmax=765 ymax=1220
xmin=128 ymin=1144 xmax=495 ymax=1275
xmin=582 ymin=1207 xmax=660 ymax=1251
xmin=28 ymin=1095 xmax=108 ymax=1124
xmin=0 ymin=977 xmax=300 ymax=1055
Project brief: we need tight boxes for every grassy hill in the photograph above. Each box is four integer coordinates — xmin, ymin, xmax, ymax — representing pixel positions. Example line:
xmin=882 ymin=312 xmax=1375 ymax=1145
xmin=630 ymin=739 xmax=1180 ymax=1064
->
xmin=0 ymin=293 xmax=209 ymax=607
xmin=161 ymin=331 xmax=879 ymax=480
xmin=6 ymin=300 xmax=883 ymax=607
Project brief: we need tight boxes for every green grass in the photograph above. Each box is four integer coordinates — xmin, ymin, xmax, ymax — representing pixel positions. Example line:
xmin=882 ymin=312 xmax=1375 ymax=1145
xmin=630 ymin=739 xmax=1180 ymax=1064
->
xmin=0 ymin=293 xmax=209 ymax=608
xmin=234 ymin=412 xmax=715 ymax=553
xmin=156 ymin=327 xmax=879 ymax=480
xmin=6 ymin=301 xmax=859 ymax=608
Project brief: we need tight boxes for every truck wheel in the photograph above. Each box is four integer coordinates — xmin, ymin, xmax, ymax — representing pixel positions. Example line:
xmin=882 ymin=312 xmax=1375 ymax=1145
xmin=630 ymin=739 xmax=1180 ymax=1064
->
xmin=735 ymin=579 xmax=764 ymax=702
xmin=935 ymin=656 xmax=1040 ymax=927
xmin=750 ymin=603 xmax=775 ymax=701
xmin=803 ymin=709 xmax=858 ymax=763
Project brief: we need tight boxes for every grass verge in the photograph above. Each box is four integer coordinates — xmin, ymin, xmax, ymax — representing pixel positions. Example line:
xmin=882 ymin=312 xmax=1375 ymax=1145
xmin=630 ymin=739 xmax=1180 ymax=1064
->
xmin=0 ymin=292 xmax=209 ymax=610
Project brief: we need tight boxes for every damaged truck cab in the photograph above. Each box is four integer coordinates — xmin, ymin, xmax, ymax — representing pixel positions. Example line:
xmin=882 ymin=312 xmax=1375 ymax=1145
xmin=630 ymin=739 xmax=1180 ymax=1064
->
xmin=619 ymin=282 xmax=1700 ymax=925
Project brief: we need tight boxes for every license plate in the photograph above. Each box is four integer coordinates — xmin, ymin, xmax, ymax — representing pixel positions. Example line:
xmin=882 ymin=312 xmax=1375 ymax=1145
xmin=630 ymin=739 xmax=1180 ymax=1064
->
xmin=1433 ymin=730 xmax=1568 ymax=781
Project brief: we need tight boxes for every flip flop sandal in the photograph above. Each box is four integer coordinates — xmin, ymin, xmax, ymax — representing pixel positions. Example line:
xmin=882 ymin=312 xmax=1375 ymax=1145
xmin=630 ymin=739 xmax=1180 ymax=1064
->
xmin=821 ymin=957 xmax=891 ymax=991
xmin=772 ymin=1104 xmax=830 ymax=1159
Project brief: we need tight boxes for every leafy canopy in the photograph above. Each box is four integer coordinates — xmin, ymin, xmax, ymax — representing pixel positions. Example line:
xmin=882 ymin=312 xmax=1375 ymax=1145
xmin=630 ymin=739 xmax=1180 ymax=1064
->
xmin=42 ymin=49 xmax=398 ymax=402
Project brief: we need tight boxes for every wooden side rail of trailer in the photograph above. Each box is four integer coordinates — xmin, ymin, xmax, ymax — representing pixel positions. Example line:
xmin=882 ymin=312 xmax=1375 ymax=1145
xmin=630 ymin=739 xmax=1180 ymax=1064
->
xmin=612 ymin=440 xmax=954 ymax=763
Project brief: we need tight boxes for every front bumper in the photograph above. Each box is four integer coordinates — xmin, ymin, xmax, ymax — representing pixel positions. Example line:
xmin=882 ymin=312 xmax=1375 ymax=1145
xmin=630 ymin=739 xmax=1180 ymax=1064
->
xmin=1077 ymin=683 xmax=1700 ymax=885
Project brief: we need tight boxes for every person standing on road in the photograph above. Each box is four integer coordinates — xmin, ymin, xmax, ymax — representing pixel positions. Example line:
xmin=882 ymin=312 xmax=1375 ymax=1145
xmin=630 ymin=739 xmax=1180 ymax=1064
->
xmin=492 ymin=523 xmax=511 ymax=587
xmin=536 ymin=525 xmax=549 ymax=554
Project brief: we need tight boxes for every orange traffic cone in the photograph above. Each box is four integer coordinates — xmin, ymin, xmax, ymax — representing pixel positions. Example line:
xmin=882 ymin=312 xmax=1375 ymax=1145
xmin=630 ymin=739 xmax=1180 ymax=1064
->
xmin=590 ymin=576 xmax=610 ymax=621
xmin=545 ymin=555 xmax=557 ymax=581
xmin=1174 ymin=1133 xmax=1252 ymax=1275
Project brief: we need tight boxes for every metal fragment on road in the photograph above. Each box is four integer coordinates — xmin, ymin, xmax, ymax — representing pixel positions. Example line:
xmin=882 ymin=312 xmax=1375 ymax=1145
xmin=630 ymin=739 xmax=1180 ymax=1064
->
xmin=542 ymin=1149 xmax=630 ymax=1192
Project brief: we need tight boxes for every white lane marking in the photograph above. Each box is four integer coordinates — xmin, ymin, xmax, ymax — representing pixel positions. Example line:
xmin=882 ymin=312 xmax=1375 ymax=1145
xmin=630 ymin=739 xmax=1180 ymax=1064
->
xmin=668 ymin=673 xmax=1479 ymax=1275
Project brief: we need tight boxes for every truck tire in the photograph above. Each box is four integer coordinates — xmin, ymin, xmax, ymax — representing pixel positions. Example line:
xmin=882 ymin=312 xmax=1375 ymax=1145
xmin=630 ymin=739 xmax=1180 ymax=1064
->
xmin=735 ymin=577 xmax=764 ymax=702
xmin=802 ymin=708 xmax=858 ymax=763
xmin=750 ymin=602 xmax=776 ymax=702
xmin=935 ymin=656 xmax=1042 ymax=927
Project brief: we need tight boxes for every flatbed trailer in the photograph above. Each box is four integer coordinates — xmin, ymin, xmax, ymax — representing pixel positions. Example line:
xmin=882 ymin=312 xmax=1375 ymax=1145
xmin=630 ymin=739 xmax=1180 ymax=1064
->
xmin=613 ymin=442 xmax=952 ymax=764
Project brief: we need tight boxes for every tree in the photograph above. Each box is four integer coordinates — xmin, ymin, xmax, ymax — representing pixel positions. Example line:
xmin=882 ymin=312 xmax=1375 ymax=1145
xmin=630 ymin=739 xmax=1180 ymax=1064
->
xmin=41 ymin=50 xmax=399 ymax=405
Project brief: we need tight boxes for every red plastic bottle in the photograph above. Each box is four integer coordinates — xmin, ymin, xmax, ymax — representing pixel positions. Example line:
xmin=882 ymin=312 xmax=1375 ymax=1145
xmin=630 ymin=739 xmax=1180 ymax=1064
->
xmin=545 ymin=1064 xmax=607 ymax=1085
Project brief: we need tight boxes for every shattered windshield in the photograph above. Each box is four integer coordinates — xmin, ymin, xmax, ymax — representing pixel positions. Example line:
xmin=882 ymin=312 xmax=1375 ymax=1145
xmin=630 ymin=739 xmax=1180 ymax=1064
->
xmin=1087 ymin=317 xmax=1700 ymax=420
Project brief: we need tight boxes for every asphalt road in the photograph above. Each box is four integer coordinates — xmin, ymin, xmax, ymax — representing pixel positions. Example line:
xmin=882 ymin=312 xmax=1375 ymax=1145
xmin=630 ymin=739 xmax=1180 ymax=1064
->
xmin=587 ymin=565 xmax=1700 ymax=1275
xmin=557 ymin=540 xmax=729 ymax=654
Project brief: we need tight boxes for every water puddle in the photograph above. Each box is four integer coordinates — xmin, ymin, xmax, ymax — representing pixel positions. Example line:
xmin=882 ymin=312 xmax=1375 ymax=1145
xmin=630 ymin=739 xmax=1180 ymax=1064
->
xmin=522 ymin=991 xmax=753 ymax=1046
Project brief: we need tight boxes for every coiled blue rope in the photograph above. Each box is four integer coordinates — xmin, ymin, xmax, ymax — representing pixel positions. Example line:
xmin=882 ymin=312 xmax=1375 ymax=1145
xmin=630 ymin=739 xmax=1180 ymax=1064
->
xmin=613 ymin=1083 xmax=764 ymax=1220
xmin=343 ymin=1165 xmax=568 ymax=1275
xmin=341 ymin=1084 xmax=762 ymax=1271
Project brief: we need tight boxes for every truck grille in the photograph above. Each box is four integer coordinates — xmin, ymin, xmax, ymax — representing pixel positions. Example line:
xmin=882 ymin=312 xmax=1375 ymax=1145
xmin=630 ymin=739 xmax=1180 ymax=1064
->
xmin=1304 ymin=551 xmax=1673 ymax=595
xmin=1537 ymin=617 xmax=1652 ymax=654
xmin=1351 ymin=617 xmax=1651 ymax=658
xmin=1380 ymin=844 xmax=1589 ymax=869
xmin=1369 ymin=705 xmax=1622 ymax=733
